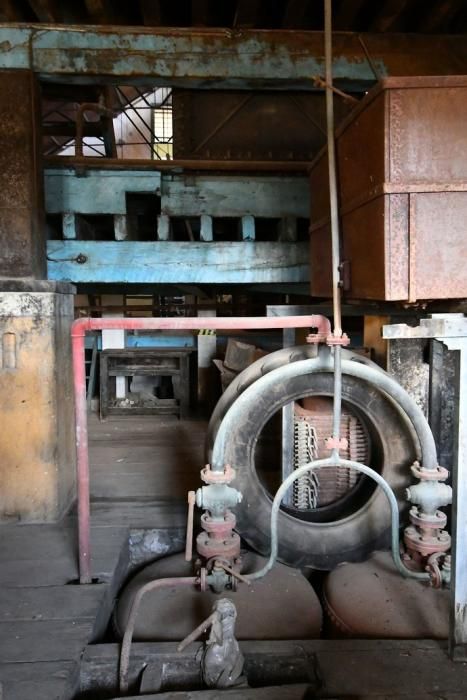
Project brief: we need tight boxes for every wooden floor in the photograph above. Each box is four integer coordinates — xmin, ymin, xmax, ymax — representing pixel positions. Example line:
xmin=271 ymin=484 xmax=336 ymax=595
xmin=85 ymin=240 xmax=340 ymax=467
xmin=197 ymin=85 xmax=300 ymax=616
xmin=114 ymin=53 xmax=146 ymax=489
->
xmin=0 ymin=414 xmax=204 ymax=700
xmin=1 ymin=414 xmax=467 ymax=699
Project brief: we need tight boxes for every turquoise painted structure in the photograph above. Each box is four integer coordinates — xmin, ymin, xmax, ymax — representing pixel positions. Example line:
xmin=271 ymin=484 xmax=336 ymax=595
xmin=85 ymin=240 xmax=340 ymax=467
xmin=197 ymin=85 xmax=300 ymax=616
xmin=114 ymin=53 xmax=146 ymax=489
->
xmin=45 ymin=168 xmax=310 ymax=284
xmin=47 ymin=240 xmax=309 ymax=284
xmin=0 ymin=26 xmax=387 ymax=88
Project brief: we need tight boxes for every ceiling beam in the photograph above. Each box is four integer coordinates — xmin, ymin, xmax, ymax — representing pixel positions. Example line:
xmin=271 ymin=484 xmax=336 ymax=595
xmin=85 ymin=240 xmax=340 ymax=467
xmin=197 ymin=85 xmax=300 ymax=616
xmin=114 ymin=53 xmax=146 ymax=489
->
xmin=191 ymin=0 xmax=210 ymax=27
xmin=139 ymin=0 xmax=162 ymax=26
xmin=418 ymin=1 xmax=463 ymax=32
xmin=282 ymin=0 xmax=309 ymax=29
xmin=27 ymin=0 xmax=58 ymax=23
xmin=333 ymin=0 xmax=367 ymax=30
xmin=2 ymin=26 xmax=467 ymax=90
xmin=370 ymin=0 xmax=409 ymax=32
xmin=0 ymin=0 xmax=26 ymax=21
xmin=233 ymin=0 xmax=262 ymax=28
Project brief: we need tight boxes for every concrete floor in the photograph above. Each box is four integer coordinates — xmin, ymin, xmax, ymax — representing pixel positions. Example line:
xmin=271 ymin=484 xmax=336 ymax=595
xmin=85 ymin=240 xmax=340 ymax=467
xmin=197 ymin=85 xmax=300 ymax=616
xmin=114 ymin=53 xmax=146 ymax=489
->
xmin=0 ymin=413 xmax=466 ymax=699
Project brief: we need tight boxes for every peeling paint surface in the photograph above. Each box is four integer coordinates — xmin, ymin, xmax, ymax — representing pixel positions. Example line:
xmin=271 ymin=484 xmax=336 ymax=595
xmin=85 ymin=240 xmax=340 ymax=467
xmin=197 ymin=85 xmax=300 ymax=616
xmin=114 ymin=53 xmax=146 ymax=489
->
xmin=0 ymin=292 xmax=75 ymax=522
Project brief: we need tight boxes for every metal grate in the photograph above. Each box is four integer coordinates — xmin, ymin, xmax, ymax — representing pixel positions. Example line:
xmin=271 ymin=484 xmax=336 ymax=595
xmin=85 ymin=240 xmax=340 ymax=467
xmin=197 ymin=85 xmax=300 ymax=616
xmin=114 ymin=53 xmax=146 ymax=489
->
xmin=292 ymin=400 xmax=369 ymax=509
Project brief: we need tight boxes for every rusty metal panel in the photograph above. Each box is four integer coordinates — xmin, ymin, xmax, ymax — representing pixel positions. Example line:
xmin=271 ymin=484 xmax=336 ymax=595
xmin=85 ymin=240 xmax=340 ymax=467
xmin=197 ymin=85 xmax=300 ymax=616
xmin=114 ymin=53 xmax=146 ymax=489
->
xmin=341 ymin=197 xmax=387 ymax=300
xmin=173 ymin=90 xmax=353 ymax=162
xmin=409 ymin=192 xmax=467 ymax=300
xmin=0 ymin=70 xmax=45 ymax=279
xmin=388 ymin=81 xmax=467 ymax=185
xmin=309 ymin=219 xmax=332 ymax=298
xmin=309 ymin=76 xmax=467 ymax=302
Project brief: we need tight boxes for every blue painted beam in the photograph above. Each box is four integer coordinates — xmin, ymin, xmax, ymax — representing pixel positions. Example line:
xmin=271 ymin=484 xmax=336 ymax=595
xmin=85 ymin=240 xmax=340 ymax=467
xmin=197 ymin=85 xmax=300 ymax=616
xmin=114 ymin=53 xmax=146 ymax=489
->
xmin=161 ymin=175 xmax=309 ymax=218
xmin=45 ymin=169 xmax=161 ymax=215
xmin=45 ymin=169 xmax=310 ymax=220
xmin=46 ymin=241 xmax=309 ymax=284
xmin=0 ymin=26 xmax=393 ymax=87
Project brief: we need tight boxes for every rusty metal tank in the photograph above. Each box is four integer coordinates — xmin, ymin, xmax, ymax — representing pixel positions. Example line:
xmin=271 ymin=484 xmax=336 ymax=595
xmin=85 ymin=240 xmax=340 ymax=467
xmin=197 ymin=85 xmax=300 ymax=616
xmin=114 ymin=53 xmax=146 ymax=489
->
xmin=114 ymin=551 xmax=323 ymax=642
xmin=323 ymin=551 xmax=449 ymax=639
xmin=310 ymin=76 xmax=467 ymax=302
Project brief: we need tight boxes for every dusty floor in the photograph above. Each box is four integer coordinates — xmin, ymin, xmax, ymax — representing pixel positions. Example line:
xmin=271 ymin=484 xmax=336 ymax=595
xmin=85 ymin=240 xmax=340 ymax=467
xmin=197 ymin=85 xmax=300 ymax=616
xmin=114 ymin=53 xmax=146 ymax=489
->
xmin=0 ymin=414 xmax=466 ymax=699
xmin=0 ymin=414 xmax=203 ymax=699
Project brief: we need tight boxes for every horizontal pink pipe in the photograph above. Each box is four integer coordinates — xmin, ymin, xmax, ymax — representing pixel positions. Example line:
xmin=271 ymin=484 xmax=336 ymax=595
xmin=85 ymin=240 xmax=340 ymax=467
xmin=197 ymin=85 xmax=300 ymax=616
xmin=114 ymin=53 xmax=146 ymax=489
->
xmin=72 ymin=314 xmax=330 ymax=583
xmin=72 ymin=315 xmax=331 ymax=336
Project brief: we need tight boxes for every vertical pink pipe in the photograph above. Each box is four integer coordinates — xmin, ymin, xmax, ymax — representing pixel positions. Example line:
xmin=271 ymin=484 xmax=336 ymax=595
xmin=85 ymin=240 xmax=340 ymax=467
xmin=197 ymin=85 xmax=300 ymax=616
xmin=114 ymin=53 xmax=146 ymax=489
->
xmin=72 ymin=314 xmax=330 ymax=583
xmin=72 ymin=324 xmax=92 ymax=584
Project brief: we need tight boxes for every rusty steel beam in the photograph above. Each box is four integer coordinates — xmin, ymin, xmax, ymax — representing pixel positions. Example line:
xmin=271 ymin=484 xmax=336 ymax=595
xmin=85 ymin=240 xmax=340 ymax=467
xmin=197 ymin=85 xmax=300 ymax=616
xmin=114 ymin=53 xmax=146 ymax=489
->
xmin=2 ymin=25 xmax=467 ymax=88
xmin=44 ymin=155 xmax=311 ymax=172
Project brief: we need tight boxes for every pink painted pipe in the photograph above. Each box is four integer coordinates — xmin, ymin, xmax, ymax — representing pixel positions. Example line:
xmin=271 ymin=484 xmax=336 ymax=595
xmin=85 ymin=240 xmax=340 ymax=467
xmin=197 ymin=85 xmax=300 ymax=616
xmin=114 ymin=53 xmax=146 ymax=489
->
xmin=72 ymin=314 xmax=331 ymax=583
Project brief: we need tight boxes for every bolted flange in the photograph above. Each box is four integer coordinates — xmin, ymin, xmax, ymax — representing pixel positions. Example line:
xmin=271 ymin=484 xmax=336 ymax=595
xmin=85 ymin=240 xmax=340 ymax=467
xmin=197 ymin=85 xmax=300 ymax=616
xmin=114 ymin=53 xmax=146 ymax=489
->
xmin=197 ymin=531 xmax=241 ymax=561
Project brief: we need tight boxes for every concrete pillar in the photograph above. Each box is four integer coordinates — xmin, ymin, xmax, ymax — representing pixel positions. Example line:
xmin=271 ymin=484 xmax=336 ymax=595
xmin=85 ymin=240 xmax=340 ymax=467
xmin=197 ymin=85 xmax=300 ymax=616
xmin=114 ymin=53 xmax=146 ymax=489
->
xmin=0 ymin=283 xmax=76 ymax=522
xmin=0 ymin=72 xmax=76 ymax=523
xmin=0 ymin=70 xmax=45 ymax=278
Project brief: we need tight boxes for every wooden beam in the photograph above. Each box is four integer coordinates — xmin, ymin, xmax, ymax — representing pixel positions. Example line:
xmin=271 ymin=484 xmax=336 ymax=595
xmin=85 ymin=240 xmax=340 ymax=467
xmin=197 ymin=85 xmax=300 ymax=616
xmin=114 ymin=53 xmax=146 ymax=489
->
xmin=233 ymin=0 xmax=262 ymax=28
xmin=139 ymin=0 xmax=162 ymax=26
xmin=1 ymin=26 xmax=466 ymax=89
xmin=0 ymin=0 xmax=25 ymax=21
xmin=370 ymin=0 xmax=409 ymax=33
xmin=27 ymin=0 xmax=58 ymax=23
xmin=191 ymin=0 xmax=209 ymax=27
xmin=282 ymin=0 xmax=309 ymax=29
xmin=333 ymin=0 xmax=367 ymax=30
xmin=84 ymin=0 xmax=109 ymax=24
xmin=418 ymin=1 xmax=463 ymax=32
xmin=46 ymin=240 xmax=310 ymax=284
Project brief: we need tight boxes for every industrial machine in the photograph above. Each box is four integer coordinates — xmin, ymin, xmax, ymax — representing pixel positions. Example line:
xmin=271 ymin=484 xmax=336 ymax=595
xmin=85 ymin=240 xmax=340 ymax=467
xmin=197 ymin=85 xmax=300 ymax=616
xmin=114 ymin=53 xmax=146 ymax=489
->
xmin=102 ymin=7 xmax=455 ymax=696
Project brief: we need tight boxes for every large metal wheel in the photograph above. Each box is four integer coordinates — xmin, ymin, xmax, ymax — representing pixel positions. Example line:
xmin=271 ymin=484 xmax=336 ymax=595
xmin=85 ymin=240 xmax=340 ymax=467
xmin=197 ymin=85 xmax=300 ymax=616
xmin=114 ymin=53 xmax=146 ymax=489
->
xmin=206 ymin=346 xmax=419 ymax=571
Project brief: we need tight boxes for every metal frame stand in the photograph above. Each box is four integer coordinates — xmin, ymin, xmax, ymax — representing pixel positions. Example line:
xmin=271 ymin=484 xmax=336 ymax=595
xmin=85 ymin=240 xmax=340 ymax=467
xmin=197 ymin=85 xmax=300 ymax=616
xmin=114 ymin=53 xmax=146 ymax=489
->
xmin=383 ymin=313 xmax=467 ymax=660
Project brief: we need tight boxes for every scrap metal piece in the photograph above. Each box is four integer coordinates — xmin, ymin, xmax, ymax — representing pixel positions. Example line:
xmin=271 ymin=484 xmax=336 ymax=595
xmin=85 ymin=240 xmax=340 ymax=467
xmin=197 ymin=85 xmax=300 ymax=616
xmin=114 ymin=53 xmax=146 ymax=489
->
xmin=202 ymin=599 xmax=245 ymax=689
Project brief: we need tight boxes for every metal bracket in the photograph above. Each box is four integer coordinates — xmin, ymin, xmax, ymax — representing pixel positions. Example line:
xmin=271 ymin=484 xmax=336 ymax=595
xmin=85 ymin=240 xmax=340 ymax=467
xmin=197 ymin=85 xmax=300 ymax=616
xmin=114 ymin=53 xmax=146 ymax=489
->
xmin=383 ymin=313 xmax=467 ymax=660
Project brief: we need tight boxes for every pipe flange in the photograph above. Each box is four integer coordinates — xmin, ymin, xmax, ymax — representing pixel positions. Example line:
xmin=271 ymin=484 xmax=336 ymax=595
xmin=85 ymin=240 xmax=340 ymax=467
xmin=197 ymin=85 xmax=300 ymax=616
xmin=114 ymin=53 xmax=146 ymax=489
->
xmin=201 ymin=464 xmax=236 ymax=484
xmin=404 ymin=526 xmax=451 ymax=557
xmin=306 ymin=332 xmax=327 ymax=345
xmin=197 ymin=531 xmax=241 ymax=560
xmin=326 ymin=333 xmax=351 ymax=347
xmin=201 ymin=511 xmax=236 ymax=537
xmin=409 ymin=506 xmax=447 ymax=530
xmin=410 ymin=462 xmax=449 ymax=482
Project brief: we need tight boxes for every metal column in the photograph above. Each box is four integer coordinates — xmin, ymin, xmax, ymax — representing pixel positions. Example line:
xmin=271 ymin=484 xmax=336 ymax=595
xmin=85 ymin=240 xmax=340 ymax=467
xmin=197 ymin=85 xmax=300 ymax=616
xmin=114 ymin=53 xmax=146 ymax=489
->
xmin=383 ymin=314 xmax=467 ymax=659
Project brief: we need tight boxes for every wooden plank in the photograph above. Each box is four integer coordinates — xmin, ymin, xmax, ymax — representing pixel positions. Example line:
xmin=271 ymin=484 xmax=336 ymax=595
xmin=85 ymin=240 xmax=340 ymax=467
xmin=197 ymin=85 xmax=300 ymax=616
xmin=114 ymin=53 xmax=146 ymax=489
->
xmin=161 ymin=174 xmax=309 ymax=218
xmin=45 ymin=169 xmax=161 ymax=215
xmin=0 ymin=620 xmax=93 ymax=663
xmin=233 ymin=0 xmax=262 ymax=28
xmin=0 ymin=27 xmax=388 ymax=88
xmin=371 ymin=0 xmax=409 ymax=32
xmin=282 ymin=0 xmax=309 ymax=29
xmin=47 ymin=241 xmax=309 ymax=284
xmin=0 ymin=661 xmax=78 ymax=700
xmin=28 ymin=0 xmax=59 ymax=23
xmin=0 ymin=524 xmax=76 ymax=561
xmin=0 ymin=585 xmax=105 ymax=622
xmin=140 ymin=0 xmax=162 ymax=26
